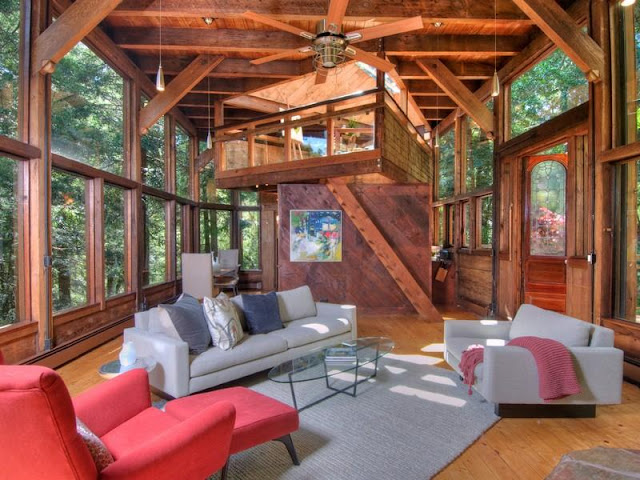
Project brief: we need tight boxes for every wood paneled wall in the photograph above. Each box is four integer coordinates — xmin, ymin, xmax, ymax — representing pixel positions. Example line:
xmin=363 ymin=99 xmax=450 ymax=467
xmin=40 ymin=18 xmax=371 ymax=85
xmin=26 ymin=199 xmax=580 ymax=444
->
xmin=278 ymin=183 xmax=432 ymax=314
xmin=457 ymin=253 xmax=492 ymax=315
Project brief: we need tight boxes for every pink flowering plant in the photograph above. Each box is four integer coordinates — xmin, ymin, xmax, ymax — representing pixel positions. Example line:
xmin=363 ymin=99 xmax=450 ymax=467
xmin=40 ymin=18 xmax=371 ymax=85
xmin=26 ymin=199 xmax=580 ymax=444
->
xmin=531 ymin=206 xmax=565 ymax=256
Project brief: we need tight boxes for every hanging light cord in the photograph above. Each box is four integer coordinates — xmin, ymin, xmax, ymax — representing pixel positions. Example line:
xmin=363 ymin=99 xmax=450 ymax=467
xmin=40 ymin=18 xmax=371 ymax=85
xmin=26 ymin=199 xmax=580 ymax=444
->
xmin=159 ymin=0 xmax=163 ymax=69
xmin=494 ymin=0 xmax=497 ymax=74
xmin=207 ymin=55 xmax=211 ymax=141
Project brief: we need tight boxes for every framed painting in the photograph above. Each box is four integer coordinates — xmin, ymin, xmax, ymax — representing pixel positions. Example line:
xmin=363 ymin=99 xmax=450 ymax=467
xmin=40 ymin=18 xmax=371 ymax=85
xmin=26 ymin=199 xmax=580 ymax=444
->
xmin=290 ymin=210 xmax=342 ymax=262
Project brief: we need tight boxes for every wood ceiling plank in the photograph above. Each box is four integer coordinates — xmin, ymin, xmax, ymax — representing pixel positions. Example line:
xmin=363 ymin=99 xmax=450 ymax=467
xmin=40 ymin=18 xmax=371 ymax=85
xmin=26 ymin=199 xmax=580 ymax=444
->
xmin=407 ymin=80 xmax=479 ymax=96
xmin=139 ymin=55 xmax=224 ymax=133
xmin=417 ymin=59 xmax=493 ymax=137
xmin=188 ymin=78 xmax=287 ymax=95
xmin=34 ymin=0 xmax=123 ymax=73
xmin=383 ymin=35 xmax=524 ymax=57
xmin=397 ymin=60 xmax=494 ymax=80
xmin=349 ymin=16 xmax=423 ymax=43
xmin=414 ymin=97 xmax=457 ymax=109
xmin=326 ymin=0 xmax=349 ymax=27
xmin=224 ymin=95 xmax=288 ymax=114
xmin=510 ymin=0 xmax=604 ymax=81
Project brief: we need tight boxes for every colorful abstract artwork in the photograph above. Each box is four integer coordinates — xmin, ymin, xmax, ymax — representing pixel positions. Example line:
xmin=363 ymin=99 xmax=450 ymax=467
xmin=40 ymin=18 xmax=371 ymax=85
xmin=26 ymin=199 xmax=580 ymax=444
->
xmin=290 ymin=210 xmax=342 ymax=262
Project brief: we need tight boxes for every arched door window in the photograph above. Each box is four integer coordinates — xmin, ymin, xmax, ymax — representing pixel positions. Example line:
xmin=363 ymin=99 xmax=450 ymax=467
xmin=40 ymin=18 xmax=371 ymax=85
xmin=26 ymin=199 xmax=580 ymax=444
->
xmin=529 ymin=160 xmax=567 ymax=256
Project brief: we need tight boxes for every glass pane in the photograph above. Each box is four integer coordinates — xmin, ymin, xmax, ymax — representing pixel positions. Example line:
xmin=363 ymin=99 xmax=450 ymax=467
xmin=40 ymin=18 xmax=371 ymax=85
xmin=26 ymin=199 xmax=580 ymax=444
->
xmin=462 ymin=202 xmax=471 ymax=247
xmin=295 ymin=124 xmax=327 ymax=159
xmin=635 ymin=3 xmax=640 ymax=140
xmin=141 ymin=97 xmax=165 ymax=190
xmin=143 ymin=195 xmax=166 ymax=286
xmin=175 ymin=125 xmax=190 ymax=198
xmin=0 ymin=157 xmax=18 ymax=326
xmin=52 ymin=170 xmax=87 ymax=311
xmin=435 ymin=206 xmax=444 ymax=246
xmin=198 ymin=162 xmax=231 ymax=204
xmin=333 ymin=113 xmax=375 ymax=155
xmin=529 ymin=161 xmax=567 ymax=256
xmin=480 ymin=195 xmax=493 ymax=248
xmin=104 ymin=184 xmax=126 ymax=298
xmin=176 ymin=203 xmax=182 ymax=278
xmin=0 ymin=0 xmax=20 ymax=138
xmin=447 ymin=206 xmax=455 ymax=246
xmin=438 ymin=129 xmax=455 ymax=199
xmin=199 ymin=209 xmax=231 ymax=254
xmin=240 ymin=211 xmax=260 ymax=270
xmin=510 ymin=49 xmax=588 ymax=138
xmin=254 ymin=135 xmax=284 ymax=166
xmin=240 ymin=191 xmax=258 ymax=206
xmin=466 ymin=113 xmax=494 ymax=191
xmin=51 ymin=43 xmax=124 ymax=175
xmin=225 ymin=139 xmax=251 ymax=169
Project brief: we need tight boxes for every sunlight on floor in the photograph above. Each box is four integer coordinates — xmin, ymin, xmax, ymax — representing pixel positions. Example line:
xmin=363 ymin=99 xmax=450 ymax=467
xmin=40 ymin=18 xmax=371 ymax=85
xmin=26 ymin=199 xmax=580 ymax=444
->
xmin=386 ymin=353 xmax=443 ymax=365
xmin=390 ymin=385 xmax=466 ymax=407
xmin=421 ymin=343 xmax=445 ymax=353
xmin=384 ymin=365 xmax=407 ymax=374
xmin=421 ymin=374 xmax=457 ymax=387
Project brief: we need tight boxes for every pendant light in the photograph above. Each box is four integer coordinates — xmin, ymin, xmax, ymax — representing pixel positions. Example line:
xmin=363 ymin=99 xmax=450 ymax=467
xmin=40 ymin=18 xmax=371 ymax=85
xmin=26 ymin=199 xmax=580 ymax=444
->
xmin=621 ymin=0 xmax=636 ymax=6
xmin=156 ymin=0 xmax=165 ymax=91
xmin=491 ymin=0 xmax=500 ymax=97
xmin=206 ymin=56 xmax=213 ymax=150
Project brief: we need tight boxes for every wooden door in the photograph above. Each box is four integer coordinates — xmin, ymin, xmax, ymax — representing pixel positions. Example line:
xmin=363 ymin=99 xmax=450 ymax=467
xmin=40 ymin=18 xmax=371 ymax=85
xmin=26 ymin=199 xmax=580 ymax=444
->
xmin=523 ymin=154 xmax=568 ymax=312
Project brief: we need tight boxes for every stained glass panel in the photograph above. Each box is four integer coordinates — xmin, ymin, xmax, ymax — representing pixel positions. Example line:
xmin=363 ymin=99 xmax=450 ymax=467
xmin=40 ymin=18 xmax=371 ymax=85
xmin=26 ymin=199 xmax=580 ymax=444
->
xmin=529 ymin=161 xmax=566 ymax=256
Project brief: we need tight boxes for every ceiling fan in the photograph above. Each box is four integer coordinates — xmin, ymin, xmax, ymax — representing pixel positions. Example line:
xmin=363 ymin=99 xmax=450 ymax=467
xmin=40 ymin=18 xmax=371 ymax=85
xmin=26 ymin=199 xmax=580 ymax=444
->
xmin=242 ymin=0 xmax=423 ymax=84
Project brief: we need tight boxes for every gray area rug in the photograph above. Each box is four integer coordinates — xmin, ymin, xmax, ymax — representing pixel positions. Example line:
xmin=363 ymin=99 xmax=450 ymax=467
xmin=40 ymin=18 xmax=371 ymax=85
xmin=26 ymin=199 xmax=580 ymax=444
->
xmin=206 ymin=353 xmax=499 ymax=480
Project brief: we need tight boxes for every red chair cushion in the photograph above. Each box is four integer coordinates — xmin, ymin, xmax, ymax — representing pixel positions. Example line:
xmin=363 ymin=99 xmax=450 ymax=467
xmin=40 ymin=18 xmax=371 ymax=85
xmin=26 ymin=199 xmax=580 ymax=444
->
xmin=165 ymin=387 xmax=299 ymax=454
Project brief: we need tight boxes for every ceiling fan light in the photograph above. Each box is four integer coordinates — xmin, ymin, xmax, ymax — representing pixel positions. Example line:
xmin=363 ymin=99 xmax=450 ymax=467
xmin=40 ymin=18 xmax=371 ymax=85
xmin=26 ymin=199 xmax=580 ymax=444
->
xmin=345 ymin=32 xmax=363 ymax=41
xmin=434 ymin=130 xmax=440 ymax=149
xmin=206 ymin=130 xmax=213 ymax=150
xmin=300 ymin=31 xmax=316 ymax=40
xmin=621 ymin=0 xmax=636 ymax=6
xmin=491 ymin=70 xmax=500 ymax=97
xmin=156 ymin=65 xmax=165 ymax=92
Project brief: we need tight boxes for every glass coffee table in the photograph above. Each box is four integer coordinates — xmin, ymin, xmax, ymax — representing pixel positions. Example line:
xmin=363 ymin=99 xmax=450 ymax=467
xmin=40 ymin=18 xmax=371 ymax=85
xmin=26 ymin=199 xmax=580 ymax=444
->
xmin=268 ymin=337 xmax=394 ymax=411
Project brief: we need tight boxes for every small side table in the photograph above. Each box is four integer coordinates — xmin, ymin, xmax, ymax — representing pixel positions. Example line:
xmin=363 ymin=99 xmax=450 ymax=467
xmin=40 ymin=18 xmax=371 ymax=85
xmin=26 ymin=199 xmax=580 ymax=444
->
xmin=98 ymin=357 xmax=157 ymax=380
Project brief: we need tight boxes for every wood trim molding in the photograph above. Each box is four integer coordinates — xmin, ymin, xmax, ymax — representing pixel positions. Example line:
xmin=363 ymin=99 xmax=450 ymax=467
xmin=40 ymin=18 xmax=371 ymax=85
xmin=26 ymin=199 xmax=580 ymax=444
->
xmin=600 ymin=141 xmax=640 ymax=163
xmin=0 ymin=135 xmax=40 ymax=159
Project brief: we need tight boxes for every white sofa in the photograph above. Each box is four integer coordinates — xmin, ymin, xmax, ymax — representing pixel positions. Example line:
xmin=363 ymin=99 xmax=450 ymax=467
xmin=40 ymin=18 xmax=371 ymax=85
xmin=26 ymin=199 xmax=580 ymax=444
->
xmin=124 ymin=286 xmax=357 ymax=398
xmin=444 ymin=304 xmax=623 ymax=416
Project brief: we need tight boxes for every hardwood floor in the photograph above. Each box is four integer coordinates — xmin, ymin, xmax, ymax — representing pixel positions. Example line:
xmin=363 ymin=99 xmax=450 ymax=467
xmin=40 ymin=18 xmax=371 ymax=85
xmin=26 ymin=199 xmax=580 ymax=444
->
xmin=56 ymin=307 xmax=640 ymax=479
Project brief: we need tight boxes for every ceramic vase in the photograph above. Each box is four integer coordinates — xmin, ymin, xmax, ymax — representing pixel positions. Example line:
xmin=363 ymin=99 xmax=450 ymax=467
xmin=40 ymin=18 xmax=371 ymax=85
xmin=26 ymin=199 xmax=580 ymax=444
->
xmin=119 ymin=341 xmax=137 ymax=366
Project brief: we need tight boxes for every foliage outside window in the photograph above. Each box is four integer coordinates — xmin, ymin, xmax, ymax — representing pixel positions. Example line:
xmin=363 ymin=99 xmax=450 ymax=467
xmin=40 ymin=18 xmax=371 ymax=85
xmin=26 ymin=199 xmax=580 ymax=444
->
xmin=143 ymin=195 xmax=166 ymax=286
xmin=176 ymin=203 xmax=182 ymax=278
xmin=199 ymin=162 xmax=231 ymax=204
xmin=462 ymin=201 xmax=471 ymax=247
xmin=200 ymin=209 xmax=231 ymax=254
xmin=434 ymin=206 xmax=444 ymax=246
xmin=619 ymin=3 xmax=640 ymax=143
xmin=0 ymin=156 xmax=18 ymax=326
xmin=447 ymin=206 xmax=455 ymax=246
xmin=510 ymin=49 xmax=588 ymax=139
xmin=52 ymin=170 xmax=87 ymax=311
xmin=465 ymin=110 xmax=494 ymax=191
xmin=240 ymin=191 xmax=258 ymax=206
xmin=240 ymin=211 xmax=260 ymax=270
xmin=479 ymin=195 xmax=493 ymax=249
xmin=141 ymin=96 xmax=165 ymax=190
xmin=529 ymin=160 xmax=566 ymax=256
xmin=438 ymin=128 xmax=455 ymax=199
xmin=0 ymin=0 xmax=20 ymax=138
xmin=103 ymin=184 xmax=126 ymax=298
xmin=175 ymin=125 xmax=190 ymax=198
xmin=51 ymin=42 xmax=124 ymax=175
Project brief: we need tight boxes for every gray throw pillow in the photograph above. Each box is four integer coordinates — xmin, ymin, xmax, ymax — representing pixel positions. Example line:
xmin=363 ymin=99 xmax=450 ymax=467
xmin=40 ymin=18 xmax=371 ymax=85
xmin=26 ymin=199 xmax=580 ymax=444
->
xmin=159 ymin=294 xmax=211 ymax=354
xmin=241 ymin=292 xmax=284 ymax=334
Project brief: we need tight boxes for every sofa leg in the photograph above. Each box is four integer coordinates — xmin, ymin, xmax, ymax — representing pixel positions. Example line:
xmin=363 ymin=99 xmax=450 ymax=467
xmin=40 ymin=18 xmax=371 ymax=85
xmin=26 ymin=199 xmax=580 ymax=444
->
xmin=495 ymin=403 xmax=596 ymax=418
xmin=220 ymin=460 xmax=229 ymax=480
xmin=274 ymin=434 xmax=300 ymax=465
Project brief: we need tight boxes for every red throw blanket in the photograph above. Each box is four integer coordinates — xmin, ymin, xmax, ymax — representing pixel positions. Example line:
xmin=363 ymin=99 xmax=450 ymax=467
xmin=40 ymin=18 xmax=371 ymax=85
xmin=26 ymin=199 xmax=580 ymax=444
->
xmin=459 ymin=336 xmax=581 ymax=401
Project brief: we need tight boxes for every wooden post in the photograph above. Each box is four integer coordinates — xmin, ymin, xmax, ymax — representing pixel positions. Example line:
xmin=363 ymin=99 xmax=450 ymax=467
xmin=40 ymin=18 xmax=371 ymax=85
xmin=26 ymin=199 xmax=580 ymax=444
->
xmin=214 ymin=101 xmax=225 ymax=172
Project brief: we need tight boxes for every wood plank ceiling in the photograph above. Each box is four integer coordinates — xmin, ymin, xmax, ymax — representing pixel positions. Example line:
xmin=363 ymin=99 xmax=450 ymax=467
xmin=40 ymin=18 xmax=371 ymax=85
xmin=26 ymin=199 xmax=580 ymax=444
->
xmin=98 ymin=0 xmax=571 ymax=137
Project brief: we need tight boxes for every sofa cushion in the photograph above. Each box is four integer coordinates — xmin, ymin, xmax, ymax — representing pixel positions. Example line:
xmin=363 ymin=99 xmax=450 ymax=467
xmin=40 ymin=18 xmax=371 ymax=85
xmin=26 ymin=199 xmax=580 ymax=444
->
xmin=203 ymin=293 xmax=244 ymax=351
xmin=190 ymin=334 xmax=288 ymax=377
xmin=147 ymin=307 xmax=182 ymax=341
xmin=446 ymin=337 xmax=507 ymax=362
xmin=241 ymin=292 xmax=284 ymax=334
xmin=269 ymin=315 xmax=351 ymax=348
xmin=159 ymin=294 xmax=211 ymax=354
xmin=276 ymin=286 xmax=317 ymax=322
xmin=509 ymin=304 xmax=591 ymax=347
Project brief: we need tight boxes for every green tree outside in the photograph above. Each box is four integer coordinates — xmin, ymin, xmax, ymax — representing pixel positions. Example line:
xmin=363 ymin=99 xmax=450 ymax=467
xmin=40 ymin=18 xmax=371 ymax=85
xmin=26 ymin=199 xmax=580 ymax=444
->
xmin=0 ymin=0 xmax=19 ymax=138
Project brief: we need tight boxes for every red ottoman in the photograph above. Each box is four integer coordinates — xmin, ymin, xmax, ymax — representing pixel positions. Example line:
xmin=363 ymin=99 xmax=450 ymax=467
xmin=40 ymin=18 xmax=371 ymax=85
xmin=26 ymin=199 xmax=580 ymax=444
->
xmin=165 ymin=387 xmax=300 ymax=478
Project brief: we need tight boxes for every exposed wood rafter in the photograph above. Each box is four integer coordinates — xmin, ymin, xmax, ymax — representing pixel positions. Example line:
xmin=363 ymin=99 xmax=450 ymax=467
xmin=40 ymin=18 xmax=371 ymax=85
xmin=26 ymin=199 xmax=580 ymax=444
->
xmin=511 ymin=0 xmax=604 ymax=81
xmin=326 ymin=179 xmax=443 ymax=321
xmin=416 ymin=59 xmax=493 ymax=137
xmin=139 ymin=55 xmax=224 ymax=134
xmin=33 ymin=0 xmax=124 ymax=73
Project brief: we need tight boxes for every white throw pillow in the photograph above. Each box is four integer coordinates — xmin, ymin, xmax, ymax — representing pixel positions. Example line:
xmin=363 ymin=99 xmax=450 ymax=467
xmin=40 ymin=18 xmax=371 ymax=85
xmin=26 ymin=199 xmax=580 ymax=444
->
xmin=148 ymin=307 xmax=182 ymax=340
xmin=203 ymin=293 xmax=244 ymax=350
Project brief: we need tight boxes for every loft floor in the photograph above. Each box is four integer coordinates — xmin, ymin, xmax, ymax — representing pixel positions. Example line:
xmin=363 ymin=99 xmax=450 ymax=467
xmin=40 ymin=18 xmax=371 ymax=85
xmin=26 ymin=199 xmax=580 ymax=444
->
xmin=57 ymin=307 xmax=640 ymax=479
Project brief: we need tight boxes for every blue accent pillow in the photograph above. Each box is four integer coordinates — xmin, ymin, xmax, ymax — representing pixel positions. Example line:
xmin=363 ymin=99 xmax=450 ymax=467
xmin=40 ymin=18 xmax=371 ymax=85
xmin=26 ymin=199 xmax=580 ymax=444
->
xmin=160 ymin=294 xmax=211 ymax=354
xmin=241 ymin=292 xmax=284 ymax=334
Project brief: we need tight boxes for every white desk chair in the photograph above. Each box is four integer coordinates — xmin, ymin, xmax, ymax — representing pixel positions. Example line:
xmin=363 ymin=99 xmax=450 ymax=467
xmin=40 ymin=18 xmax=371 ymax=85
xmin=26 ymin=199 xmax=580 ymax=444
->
xmin=181 ymin=253 xmax=214 ymax=300
xmin=214 ymin=249 xmax=240 ymax=296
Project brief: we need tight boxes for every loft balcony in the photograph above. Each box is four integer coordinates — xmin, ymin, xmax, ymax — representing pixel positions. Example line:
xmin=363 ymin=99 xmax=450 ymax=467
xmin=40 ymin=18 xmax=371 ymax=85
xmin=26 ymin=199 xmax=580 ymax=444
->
xmin=199 ymin=90 xmax=433 ymax=188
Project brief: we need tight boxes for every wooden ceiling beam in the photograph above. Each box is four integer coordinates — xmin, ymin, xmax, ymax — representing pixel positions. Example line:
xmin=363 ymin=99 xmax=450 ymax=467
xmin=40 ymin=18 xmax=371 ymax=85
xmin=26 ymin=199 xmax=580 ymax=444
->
xmin=187 ymin=78 xmax=286 ymax=95
xmin=139 ymin=55 xmax=224 ymax=133
xmin=383 ymin=35 xmax=524 ymax=57
xmin=407 ymin=80 xmax=480 ymax=96
xmin=396 ymin=61 xmax=494 ymax=80
xmin=112 ymin=0 xmax=530 ymax=22
xmin=34 ymin=0 xmax=123 ymax=73
xmin=414 ymin=97 xmax=458 ymax=109
xmin=417 ymin=59 xmax=493 ymax=137
xmin=510 ymin=0 xmax=604 ymax=81
xmin=224 ymin=95 xmax=288 ymax=114
xmin=135 ymin=56 xmax=313 ymax=78
xmin=177 ymin=93 xmax=226 ymax=107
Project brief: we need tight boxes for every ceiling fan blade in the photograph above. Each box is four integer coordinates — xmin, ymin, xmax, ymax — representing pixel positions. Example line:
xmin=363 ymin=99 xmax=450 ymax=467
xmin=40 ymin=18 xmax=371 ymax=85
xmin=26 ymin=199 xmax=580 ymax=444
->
xmin=315 ymin=69 xmax=329 ymax=84
xmin=348 ymin=16 xmax=424 ymax=43
xmin=251 ymin=48 xmax=313 ymax=65
xmin=242 ymin=11 xmax=315 ymax=39
xmin=326 ymin=0 xmax=349 ymax=30
xmin=345 ymin=46 xmax=395 ymax=72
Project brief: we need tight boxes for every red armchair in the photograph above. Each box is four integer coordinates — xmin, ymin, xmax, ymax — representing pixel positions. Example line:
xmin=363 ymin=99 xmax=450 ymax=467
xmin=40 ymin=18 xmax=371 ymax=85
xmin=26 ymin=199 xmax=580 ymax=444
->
xmin=0 ymin=365 xmax=235 ymax=480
